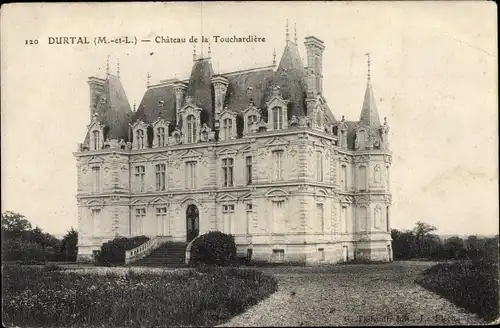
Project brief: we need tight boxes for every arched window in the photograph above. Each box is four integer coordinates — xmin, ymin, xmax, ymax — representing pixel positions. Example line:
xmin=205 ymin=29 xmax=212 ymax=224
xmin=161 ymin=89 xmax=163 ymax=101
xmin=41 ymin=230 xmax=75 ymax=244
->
xmin=156 ymin=127 xmax=166 ymax=147
xmin=272 ymin=107 xmax=283 ymax=130
xmin=315 ymin=109 xmax=322 ymax=127
xmin=136 ymin=129 xmax=145 ymax=149
xmin=222 ymin=118 xmax=233 ymax=140
xmin=92 ymin=130 xmax=100 ymax=150
xmin=187 ymin=115 xmax=197 ymax=143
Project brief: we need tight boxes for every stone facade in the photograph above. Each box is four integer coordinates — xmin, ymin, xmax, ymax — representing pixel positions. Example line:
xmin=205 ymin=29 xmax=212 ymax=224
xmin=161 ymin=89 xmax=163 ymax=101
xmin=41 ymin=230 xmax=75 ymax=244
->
xmin=74 ymin=33 xmax=393 ymax=264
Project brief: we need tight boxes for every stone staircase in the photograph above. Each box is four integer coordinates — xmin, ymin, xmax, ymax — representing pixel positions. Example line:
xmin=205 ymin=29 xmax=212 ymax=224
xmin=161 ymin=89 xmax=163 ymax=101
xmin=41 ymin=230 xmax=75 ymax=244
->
xmin=130 ymin=242 xmax=188 ymax=267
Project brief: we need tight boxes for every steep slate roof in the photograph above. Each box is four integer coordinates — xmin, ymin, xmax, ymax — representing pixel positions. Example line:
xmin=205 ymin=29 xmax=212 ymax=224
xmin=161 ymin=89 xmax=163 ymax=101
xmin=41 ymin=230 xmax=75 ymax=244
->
xmin=224 ymin=68 xmax=275 ymax=112
xmin=85 ymin=75 xmax=132 ymax=143
xmin=186 ymin=59 xmax=214 ymax=125
xmin=266 ymin=42 xmax=308 ymax=118
xmin=133 ymin=84 xmax=176 ymax=124
xmin=359 ymin=81 xmax=381 ymax=130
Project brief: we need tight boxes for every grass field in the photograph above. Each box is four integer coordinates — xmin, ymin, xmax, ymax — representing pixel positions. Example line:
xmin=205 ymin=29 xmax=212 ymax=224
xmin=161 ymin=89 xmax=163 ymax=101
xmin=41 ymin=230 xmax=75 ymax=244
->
xmin=2 ymin=264 xmax=278 ymax=327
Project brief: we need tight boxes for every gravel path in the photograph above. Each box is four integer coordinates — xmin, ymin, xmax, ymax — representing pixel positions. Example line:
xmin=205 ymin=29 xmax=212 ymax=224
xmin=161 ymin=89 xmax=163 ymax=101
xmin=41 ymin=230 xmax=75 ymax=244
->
xmin=218 ymin=261 xmax=486 ymax=326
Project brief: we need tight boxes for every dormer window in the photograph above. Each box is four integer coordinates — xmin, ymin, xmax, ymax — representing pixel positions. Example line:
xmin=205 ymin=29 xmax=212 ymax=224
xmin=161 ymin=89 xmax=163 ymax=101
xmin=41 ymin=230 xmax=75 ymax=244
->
xmin=156 ymin=127 xmax=166 ymax=147
xmin=247 ymin=115 xmax=258 ymax=131
xmin=92 ymin=130 xmax=100 ymax=150
xmin=272 ymin=107 xmax=284 ymax=130
xmin=222 ymin=118 xmax=233 ymax=140
xmin=136 ymin=129 xmax=145 ymax=149
xmin=187 ymin=115 xmax=197 ymax=143
xmin=175 ymin=133 xmax=181 ymax=144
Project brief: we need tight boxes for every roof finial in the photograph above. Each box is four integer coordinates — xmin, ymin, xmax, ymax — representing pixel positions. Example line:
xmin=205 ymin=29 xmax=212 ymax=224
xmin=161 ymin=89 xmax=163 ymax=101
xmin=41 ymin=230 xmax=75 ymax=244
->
xmin=365 ymin=52 xmax=371 ymax=81
xmin=286 ymin=19 xmax=289 ymax=43
xmin=133 ymin=100 xmax=136 ymax=111
xmin=273 ymin=48 xmax=276 ymax=66
xmin=146 ymin=72 xmax=151 ymax=87
xmin=294 ymin=22 xmax=297 ymax=44
xmin=116 ymin=58 xmax=120 ymax=78
xmin=208 ymin=41 xmax=211 ymax=58
xmin=106 ymin=55 xmax=110 ymax=76
xmin=193 ymin=43 xmax=196 ymax=61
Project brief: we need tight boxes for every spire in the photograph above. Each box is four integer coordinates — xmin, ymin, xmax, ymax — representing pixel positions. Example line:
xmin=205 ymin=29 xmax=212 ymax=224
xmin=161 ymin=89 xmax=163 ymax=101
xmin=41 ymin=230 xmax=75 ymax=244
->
xmin=359 ymin=53 xmax=381 ymax=129
xmin=106 ymin=55 xmax=110 ymax=76
xmin=208 ymin=42 xmax=211 ymax=58
xmin=365 ymin=52 xmax=371 ymax=81
xmin=286 ymin=19 xmax=289 ymax=43
xmin=273 ymin=48 xmax=276 ymax=66
xmin=146 ymin=72 xmax=151 ymax=87
xmin=294 ymin=22 xmax=297 ymax=44
xmin=192 ymin=43 xmax=196 ymax=61
xmin=116 ymin=58 xmax=120 ymax=78
xmin=133 ymin=100 xmax=136 ymax=111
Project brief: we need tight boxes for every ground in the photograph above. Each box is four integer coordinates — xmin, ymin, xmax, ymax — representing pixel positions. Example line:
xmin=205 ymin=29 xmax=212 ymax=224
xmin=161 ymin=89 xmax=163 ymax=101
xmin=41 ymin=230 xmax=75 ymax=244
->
xmin=217 ymin=261 xmax=486 ymax=326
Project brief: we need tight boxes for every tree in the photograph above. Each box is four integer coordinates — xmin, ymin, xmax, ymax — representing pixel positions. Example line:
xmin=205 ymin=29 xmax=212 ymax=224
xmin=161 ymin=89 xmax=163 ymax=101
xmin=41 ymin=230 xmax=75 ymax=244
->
xmin=444 ymin=236 xmax=466 ymax=259
xmin=413 ymin=222 xmax=438 ymax=258
xmin=1 ymin=211 xmax=32 ymax=237
xmin=60 ymin=228 xmax=78 ymax=262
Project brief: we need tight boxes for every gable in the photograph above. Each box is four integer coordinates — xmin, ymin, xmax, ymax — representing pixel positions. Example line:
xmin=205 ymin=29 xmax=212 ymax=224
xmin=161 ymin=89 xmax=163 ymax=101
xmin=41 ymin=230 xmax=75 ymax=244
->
xmin=87 ymin=156 xmax=105 ymax=165
xmin=149 ymin=197 xmax=169 ymax=205
xmin=238 ymin=144 xmax=253 ymax=153
xmin=131 ymin=199 xmax=147 ymax=206
xmin=216 ymin=147 xmax=238 ymax=156
xmin=178 ymin=149 xmax=203 ymax=159
xmin=217 ymin=193 xmax=238 ymax=202
xmin=265 ymin=136 xmax=289 ymax=148
xmin=149 ymin=153 xmax=169 ymax=162
xmin=130 ymin=155 xmax=149 ymax=163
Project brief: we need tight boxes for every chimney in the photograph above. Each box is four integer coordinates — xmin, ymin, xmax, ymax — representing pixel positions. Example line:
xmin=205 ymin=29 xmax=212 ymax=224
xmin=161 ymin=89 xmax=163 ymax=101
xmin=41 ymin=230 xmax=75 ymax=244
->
xmin=211 ymin=76 xmax=229 ymax=116
xmin=173 ymin=82 xmax=187 ymax=124
xmin=87 ymin=76 xmax=106 ymax=122
xmin=304 ymin=36 xmax=325 ymax=96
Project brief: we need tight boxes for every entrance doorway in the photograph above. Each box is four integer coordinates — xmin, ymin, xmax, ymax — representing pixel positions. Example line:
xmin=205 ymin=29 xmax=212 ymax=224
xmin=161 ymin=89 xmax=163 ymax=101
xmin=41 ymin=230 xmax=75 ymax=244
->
xmin=186 ymin=204 xmax=199 ymax=243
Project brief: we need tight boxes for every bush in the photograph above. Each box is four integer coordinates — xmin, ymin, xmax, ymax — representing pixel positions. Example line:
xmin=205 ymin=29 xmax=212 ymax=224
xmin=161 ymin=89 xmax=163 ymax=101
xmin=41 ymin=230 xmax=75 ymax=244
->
xmin=416 ymin=259 xmax=499 ymax=322
xmin=1 ymin=238 xmax=47 ymax=264
xmin=189 ymin=231 xmax=236 ymax=266
xmin=96 ymin=236 xmax=149 ymax=266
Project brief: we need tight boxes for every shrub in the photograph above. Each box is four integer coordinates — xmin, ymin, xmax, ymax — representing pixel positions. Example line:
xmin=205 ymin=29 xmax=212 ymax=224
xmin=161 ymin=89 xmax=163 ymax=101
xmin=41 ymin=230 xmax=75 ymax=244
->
xmin=189 ymin=231 xmax=236 ymax=266
xmin=1 ymin=238 xmax=47 ymax=264
xmin=96 ymin=236 xmax=149 ymax=266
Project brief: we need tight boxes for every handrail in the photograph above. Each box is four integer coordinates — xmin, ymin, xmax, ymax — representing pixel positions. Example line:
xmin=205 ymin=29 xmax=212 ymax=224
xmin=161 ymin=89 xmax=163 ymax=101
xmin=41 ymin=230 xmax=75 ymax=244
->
xmin=125 ymin=236 xmax=171 ymax=264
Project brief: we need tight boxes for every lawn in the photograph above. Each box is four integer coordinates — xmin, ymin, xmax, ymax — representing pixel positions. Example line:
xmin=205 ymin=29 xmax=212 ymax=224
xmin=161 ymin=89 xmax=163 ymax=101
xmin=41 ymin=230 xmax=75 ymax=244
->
xmin=415 ymin=258 xmax=499 ymax=322
xmin=2 ymin=264 xmax=278 ymax=327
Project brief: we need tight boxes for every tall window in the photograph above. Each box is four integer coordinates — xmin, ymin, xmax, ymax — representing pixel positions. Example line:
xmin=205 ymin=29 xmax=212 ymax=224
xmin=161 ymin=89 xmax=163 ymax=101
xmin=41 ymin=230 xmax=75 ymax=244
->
xmin=317 ymin=203 xmax=325 ymax=232
xmin=273 ymin=150 xmax=284 ymax=181
xmin=246 ymin=203 xmax=253 ymax=234
xmin=272 ymin=200 xmax=285 ymax=233
xmin=358 ymin=166 xmax=367 ymax=191
xmin=185 ymin=161 xmax=197 ymax=189
xmin=341 ymin=206 xmax=348 ymax=233
xmin=247 ymin=115 xmax=257 ymax=131
xmin=272 ymin=249 xmax=285 ymax=262
xmin=156 ymin=127 xmax=166 ymax=147
xmin=272 ymin=107 xmax=283 ymax=130
xmin=222 ymin=118 xmax=233 ymax=140
xmin=341 ymin=165 xmax=347 ymax=190
xmin=316 ymin=151 xmax=323 ymax=182
xmin=386 ymin=166 xmax=390 ymax=190
xmin=246 ymin=156 xmax=252 ymax=185
xmin=135 ymin=165 xmax=145 ymax=192
xmin=92 ymin=130 xmax=100 ymax=150
xmin=222 ymin=158 xmax=234 ymax=187
xmin=92 ymin=167 xmax=101 ymax=193
xmin=156 ymin=207 xmax=167 ymax=236
xmin=374 ymin=165 xmax=381 ymax=184
xmin=135 ymin=208 xmax=146 ymax=235
xmin=91 ymin=208 xmax=100 ymax=235
xmin=187 ymin=115 xmax=197 ymax=143
xmin=358 ymin=206 xmax=367 ymax=232
xmin=155 ymin=164 xmax=166 ymax=191
xmin=315 ymin=110 xmax=322 ymax=127
xmin=374 ymin=206 xmax=382 ymax=229
xmin=222 ymin=204 xmax=235 ymax=234
xmin=136 ymin=129 xmax=145 ymax=149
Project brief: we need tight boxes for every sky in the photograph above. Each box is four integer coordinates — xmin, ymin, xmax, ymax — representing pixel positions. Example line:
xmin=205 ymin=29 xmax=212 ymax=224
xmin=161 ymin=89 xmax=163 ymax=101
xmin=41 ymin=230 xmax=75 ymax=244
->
xmin=1 ymin=2 xmax=498 ymax=236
